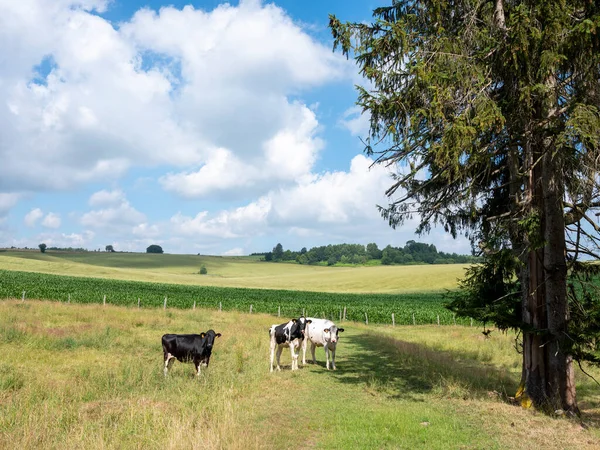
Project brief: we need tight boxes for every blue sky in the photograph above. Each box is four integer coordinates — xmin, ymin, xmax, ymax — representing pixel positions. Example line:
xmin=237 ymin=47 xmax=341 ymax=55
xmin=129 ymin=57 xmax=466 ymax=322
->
xmin=0 ymin=0 xmax=471 ymax=256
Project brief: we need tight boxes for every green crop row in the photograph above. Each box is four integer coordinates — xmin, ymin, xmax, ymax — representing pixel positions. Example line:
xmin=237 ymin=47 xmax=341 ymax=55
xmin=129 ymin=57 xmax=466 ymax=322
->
xmin=0 ymin=270 xmax=474 ymax=325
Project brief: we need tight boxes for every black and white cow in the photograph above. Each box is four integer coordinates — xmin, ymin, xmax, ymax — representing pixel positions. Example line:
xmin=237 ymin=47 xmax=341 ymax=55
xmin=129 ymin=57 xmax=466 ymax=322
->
xmin=269 ymin=317 xmax=311 ymax=372
xmin=302 ymin=318 xmax=344 ymax=370
xmin=162 ymin=329 xmax=222 ymax=377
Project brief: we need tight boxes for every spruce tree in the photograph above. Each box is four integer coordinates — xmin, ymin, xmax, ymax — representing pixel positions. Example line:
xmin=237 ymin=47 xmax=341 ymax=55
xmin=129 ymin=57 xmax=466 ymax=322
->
xmin=330 ymin=0 xmax=600 ymax=414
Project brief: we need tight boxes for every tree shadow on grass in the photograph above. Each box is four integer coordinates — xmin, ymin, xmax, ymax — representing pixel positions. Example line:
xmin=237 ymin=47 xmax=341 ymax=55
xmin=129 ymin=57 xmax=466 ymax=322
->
xmin=311 ymin=331 xmax=519 ymax=403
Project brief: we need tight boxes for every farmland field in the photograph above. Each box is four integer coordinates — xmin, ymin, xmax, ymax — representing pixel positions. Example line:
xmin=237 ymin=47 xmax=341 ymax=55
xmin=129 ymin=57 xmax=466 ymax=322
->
xmin=1 ymin=300 xmax=598 ymax=449
xmin=0 ymin=250 xmax=468 ymax=293
xmin=0 ymin=270 xmax=464 ymax=325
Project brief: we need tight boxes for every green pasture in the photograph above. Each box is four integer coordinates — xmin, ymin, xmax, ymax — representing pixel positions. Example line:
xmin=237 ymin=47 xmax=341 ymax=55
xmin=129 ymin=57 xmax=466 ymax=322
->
xmin=0 ymin=270 xmax=463 ymax=325
xmin=0 ymin=250 xmax=468 ymax=293
xmin=0 ymin=300 xmax=598 ymax=449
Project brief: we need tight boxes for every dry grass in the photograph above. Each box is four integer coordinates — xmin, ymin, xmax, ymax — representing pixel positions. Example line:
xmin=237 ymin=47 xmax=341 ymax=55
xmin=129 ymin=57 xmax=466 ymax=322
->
xmin=1 ymin=300 xmax=599 ymax=449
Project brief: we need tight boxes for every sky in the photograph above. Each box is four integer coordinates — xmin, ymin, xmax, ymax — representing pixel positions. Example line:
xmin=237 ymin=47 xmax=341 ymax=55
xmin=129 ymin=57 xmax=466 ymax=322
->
xmin=0 ymin=0 xmax=472 ymax=256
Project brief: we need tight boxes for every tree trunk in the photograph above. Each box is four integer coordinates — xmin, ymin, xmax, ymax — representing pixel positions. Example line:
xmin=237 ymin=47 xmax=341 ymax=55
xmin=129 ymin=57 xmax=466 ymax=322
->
xmin=518 ymin=75 xmax=578 ymax=413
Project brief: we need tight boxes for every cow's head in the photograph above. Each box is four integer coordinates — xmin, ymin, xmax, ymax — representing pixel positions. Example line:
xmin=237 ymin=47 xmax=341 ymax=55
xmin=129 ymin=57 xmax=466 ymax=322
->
xmin=199 ymin=330 xmax=222 ymax=366
xmin=289 ymin=317 xmax=312 ymax=339
xmin=323 ymin=325 xmax=344 ymax=343
xmin=297 ymin=317 xmax=312 ymax=336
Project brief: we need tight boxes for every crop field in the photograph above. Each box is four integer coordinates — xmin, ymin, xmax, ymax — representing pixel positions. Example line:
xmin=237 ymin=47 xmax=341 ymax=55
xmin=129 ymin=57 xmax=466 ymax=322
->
xmin=1 ymin=300 xmax=598 ymax=449
xmin=0 ymin=250 xmax=468 ymax=293
xmin=0 ymin=270 xmax=467 ymax=326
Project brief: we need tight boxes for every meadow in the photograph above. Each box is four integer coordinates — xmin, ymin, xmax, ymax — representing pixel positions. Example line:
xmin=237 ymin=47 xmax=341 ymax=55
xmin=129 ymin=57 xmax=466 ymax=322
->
xmin=1 ymin=300 xmax=598 ymax=449
xmin=0 ymin=269 xmax=464 ymax=325
xmin=0 ymin=250 xmax=468 ymax=293
xmin=1 ymin=250 xmax=599 ymax=448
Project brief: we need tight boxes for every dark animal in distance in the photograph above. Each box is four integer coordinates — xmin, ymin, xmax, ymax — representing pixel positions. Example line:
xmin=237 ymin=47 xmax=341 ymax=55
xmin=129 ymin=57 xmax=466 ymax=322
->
xmin=162 ymin=329 xmax=222 ymax=377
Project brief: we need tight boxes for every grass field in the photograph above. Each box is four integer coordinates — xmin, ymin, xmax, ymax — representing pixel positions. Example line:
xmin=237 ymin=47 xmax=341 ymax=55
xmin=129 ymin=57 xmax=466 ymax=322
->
xmin=0 ymin=250 xmax=468 ymax=293
xmin=1 ymin=300 xmax=598 ymax=449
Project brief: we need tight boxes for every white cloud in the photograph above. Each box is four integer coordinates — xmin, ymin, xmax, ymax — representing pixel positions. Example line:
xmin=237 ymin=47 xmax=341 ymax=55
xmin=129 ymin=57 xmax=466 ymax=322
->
xmin=35 ymin=230 xmax=95 ymax=249
xmin=170 ymin=196 xmax=272 ymax=239
xmin=222 ymin=247 xmax=245 ymax=256
xmin=1 ymin=0 xmax=344 ymax=200
xmin=132 ymin=223 xmax=161 ymax=239
xmin=160 ymin=103 xmax=323 ymax=198
xmin=164 ymin=155 xmax=402 ymax=248
xmin=81 ymin=191 xmax=146 ymax=234
xmin=268 ymin=154 xmax=392 ymax=226
xmin=42 ymin=212 xmax=61 ymax=229
xmin=340 ymin=106 xmax=370 ymax=137
xmin=89 ymin=189 xmax=126 ymax=207
xmin=24 ymin=208 xmax=44 ymax=227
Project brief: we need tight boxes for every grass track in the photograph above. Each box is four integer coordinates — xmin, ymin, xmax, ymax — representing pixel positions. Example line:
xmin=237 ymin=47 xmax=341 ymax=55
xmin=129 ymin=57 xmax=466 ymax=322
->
xmin=0 ymin=250 xmax=468 ymax=293
xmin=1 ymin=300 xmax=598 ymax=449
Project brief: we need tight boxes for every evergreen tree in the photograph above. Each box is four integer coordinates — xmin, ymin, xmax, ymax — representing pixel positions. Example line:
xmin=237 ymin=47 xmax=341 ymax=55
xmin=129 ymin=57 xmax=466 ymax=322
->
xmin=330 ymin=0 xmax=600 ymax=414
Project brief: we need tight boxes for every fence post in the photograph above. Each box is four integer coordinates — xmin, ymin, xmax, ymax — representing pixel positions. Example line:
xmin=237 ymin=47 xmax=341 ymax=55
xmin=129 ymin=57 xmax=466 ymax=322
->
xmin=322 ymin=311 xmax=325 ymax=319
xmin=392 ymin=313 xmax=395 ymax=327
xmin=250 ymin=304 xmax=253 ymax=314
xmin=103 ymin=295 xmax=106 ymax=307
xmin=278 ymin=306 xmax=281 ymax=317
xmin=137 ymin=298 xmax=140 ymax=309
xmin=164 ymin=296 xmax=167 ymax=310
xmin=412 ymin=313 xmax=416 ymax=326
xmin=365 ymin=312 xmax=368 ymax=325
xmin=193 ymin=301 xmax=196 ymax=310
xmin=470 ymin=318 xmax=473 ymax=327
xmin=302 ymin=307 xmax=305 ymax=317
xmin=219 ymin=302 xmax=221 ymax=312
xmin=437 ymin=315 xmax=440 ymax=326
xmin=453 ymin=314 xmax=456 ymax=326
xmin=68 ymin=294 xmax=71 ymax=304
xmin=339 ymin=309 xmax=342 ymax=322
xmin=22 ymin=291 xmax=26 ymax=302
xmin=343 ymin=306 xmax=346 ymax=321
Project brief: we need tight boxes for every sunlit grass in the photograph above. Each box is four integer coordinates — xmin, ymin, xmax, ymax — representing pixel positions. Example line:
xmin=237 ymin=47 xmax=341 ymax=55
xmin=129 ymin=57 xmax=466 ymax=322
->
xmin=1 ymin=300 xmax=599 ymax=449
xmin=0 ymin=251 xmax=468 ymax=293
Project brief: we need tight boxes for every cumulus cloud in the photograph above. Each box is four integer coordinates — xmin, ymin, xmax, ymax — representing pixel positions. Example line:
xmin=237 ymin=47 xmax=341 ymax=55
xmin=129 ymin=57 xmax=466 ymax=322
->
xmin=89 ymin=189 xmax=126 ymax=207
xmin=42 ymin=212 xmax=61 ymax=229
xmin=81 ymin=190 xmax=147 ymax=235
xmin=35 ymin=230 xmax=96 ymax=249
xmin=170 ymin=196 xmax=271 ymax=239
xmin=24 ymin=208 xmax=44 ymax=227
xmin=1 ymin=0 xmax=345 ymax=202
xmin=160 ymin=103 xmax=323 ymax=198
xmin=166 ymin=155 xmax=401 ymax=246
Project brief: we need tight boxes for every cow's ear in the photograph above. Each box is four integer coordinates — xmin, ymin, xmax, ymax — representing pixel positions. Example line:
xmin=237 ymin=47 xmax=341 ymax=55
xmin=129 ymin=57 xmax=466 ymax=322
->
xmin=216 ymin=333 xmax=222 ymax=338
xmin=306 ymin=319 xmax=312 ymax=324
xmin=200 ymin=333 xmax=206 ymax=338
xmin=338 ymin=328 xmax=345 ymax=332
xmin=292 ymin=318 xmax=297 ymax=323
xmin=323 ymin=328 xmax=330 ymax=333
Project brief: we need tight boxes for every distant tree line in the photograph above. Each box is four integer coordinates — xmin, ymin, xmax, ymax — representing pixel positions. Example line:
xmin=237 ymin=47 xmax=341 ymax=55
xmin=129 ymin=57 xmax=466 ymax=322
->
xmin=253 ymin=240 xmax=480 ymax=266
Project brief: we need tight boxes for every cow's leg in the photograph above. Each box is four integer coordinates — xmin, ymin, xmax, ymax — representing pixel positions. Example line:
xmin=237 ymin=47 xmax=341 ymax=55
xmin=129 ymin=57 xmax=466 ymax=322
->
xmin=302 ymin=338 xmax=307 ymax=365
xmin=275 ymin=346 xmax=283 ymax=371
xmin=270 ymin=341 xmax=276 ymax=373
xmin=325 ymin=345 xmax=331 ymax=370
xmin=290 ymin=344 xmax=298 ymax=371
xmin=311 ymin=342 xmax=317 ymax=364
xmin=331 ymin=346 xmax=336 ymax=370
xmin=195 ymin=360 xmax=202 ymax=377
xmin=163 ymin=352 xmax=175 ymax=376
